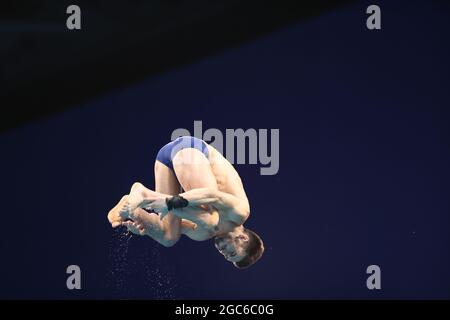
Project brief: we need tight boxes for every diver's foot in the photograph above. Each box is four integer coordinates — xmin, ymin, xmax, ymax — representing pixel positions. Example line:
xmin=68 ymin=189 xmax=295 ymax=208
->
xmin=126 ymin=182 xmax=146 ymax=219
xmin=107 ymin=195 xmax=129 ymax=228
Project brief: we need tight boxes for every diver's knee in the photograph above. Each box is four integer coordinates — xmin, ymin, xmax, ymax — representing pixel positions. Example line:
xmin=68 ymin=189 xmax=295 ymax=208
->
xmin=161 ymin=238 xmax=178 ymax=248
xmin=161 ymin=234 xmax=180 ymax=247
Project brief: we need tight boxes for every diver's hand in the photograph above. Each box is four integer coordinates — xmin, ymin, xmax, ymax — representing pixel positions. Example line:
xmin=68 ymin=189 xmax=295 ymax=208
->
xmin=145 ymin=198 xmax=170 ymax=220
xmin=122 ymin=220 xmax=147 ymax=236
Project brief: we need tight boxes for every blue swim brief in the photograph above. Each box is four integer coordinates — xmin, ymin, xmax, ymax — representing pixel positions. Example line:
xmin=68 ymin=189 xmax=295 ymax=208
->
xmin=156 ymin=136 xmax=209 ymax=171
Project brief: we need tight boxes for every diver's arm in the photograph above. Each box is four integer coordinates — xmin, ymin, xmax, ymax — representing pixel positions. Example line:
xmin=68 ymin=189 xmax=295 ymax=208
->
xmin=149 ymin=188 xmax=250 ymax=225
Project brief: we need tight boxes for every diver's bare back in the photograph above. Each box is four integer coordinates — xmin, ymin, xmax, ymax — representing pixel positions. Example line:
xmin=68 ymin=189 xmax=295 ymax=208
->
xmin=173 ymin=144 xmax=250 ymax=241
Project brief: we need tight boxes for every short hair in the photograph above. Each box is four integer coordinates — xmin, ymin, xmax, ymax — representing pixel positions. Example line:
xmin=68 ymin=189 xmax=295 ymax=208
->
xmin=234 ymin=228 xmax=264 ymax=269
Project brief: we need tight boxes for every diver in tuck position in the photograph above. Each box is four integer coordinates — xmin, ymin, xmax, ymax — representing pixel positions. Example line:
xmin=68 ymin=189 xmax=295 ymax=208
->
xmin=107 ymin=136 xmax=264 ymax=269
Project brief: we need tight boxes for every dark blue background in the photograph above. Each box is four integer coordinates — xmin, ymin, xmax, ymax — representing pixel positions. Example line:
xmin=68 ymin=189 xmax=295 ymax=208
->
xmin=1 ymin=0 xmax=449 ymax=299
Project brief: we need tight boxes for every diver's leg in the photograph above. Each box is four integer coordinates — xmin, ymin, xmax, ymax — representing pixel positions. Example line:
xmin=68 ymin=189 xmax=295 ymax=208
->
xmin=172 ymin=147 xmax=218 ymax=191
xmin=170 ymin=148 xmax=221 ymax=227
xmin=123 ymin=161 xmax=182 ymax=247
xmin=153 ymin=160 xmax=182 ymax=243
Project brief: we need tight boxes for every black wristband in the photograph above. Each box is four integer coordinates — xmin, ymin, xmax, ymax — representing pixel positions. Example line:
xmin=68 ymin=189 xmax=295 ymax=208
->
xmin=166 ymin=195 xmax=189 ymax=211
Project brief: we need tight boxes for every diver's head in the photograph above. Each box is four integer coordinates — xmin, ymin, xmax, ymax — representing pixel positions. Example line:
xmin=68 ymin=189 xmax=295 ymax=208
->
xmin=214 ymin=226 xmax=264 ymax=269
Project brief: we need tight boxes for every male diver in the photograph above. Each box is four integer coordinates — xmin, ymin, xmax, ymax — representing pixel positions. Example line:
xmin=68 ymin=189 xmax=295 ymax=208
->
xmin=107 ymin=136 xmax=264 ymax=269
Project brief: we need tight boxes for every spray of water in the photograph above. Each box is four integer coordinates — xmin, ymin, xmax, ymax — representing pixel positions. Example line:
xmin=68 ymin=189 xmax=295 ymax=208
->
xmin=106 ymin=228 xmax=178 ymax=299
xmin=106 ymin=228 xmax=133 ymax=296
xmin=142 ymin=245 xmax=178 ymax=299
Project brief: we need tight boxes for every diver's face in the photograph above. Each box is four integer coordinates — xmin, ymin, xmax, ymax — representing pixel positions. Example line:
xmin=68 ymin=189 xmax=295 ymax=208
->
xmin=214 ymin=234 xmax=248 ymax=263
